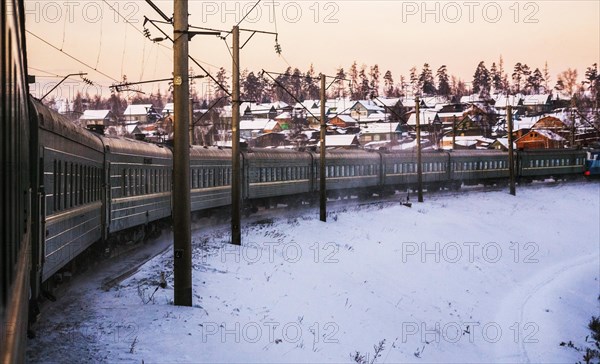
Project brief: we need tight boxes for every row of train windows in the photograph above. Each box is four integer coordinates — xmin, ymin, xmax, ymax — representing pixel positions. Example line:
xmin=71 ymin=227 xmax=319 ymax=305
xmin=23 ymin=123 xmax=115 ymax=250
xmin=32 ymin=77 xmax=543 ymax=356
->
xmin=191 ymin=167 xmax=231 ymax=189
xmin=528 ymin=158 xmax=583 ymax=168
xmin=392 ymin=163 xmax=447 ymax=174
xmin=259 ymin=166 xmax=310 ymax=182
xmin=121 ymin=168 xmax=171 ymax=197
xmin=455 ymin=160 xmax=508 ymax=171
xmin=53 ymin=160 xmax=102 ymax=212
xmin=325 ymin=165 xmax=378 ymax=178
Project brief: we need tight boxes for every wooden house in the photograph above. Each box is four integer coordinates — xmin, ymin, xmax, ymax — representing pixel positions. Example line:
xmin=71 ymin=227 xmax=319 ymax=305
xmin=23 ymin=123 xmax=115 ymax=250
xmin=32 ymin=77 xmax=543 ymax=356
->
xmin=515 ymin=129 xmax=566 ymax=149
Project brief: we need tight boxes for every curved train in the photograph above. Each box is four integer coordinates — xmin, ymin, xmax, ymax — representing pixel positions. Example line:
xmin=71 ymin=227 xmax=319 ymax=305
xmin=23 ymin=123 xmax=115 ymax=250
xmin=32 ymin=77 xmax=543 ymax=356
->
xmin=0 ymin=0 xmax=596 ymax=360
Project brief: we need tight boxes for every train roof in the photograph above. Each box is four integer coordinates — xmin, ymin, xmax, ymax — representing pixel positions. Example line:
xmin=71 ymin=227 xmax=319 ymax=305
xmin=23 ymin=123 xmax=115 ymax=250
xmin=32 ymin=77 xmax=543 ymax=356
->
xmin=190 ymin=146 xmax=231 ymax=159
xmin=101 ymin=134 xmax=172 ymax=159
xmin=245 ymin=148 xmax=313 ymax=160
xmin=30 ymin=97 xmax=104 ymax=151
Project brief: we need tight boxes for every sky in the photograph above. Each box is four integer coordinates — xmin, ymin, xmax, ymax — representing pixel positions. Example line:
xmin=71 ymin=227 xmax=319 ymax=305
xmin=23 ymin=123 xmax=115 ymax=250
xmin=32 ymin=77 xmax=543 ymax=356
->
xmin=22 ymin=0 xmax=600 ymax=101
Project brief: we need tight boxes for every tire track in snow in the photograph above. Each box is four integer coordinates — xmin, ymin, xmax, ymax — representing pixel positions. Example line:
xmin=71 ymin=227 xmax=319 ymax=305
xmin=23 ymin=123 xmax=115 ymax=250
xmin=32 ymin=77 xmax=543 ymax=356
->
xmin=493 ymin=254 xmax=598 ymax=363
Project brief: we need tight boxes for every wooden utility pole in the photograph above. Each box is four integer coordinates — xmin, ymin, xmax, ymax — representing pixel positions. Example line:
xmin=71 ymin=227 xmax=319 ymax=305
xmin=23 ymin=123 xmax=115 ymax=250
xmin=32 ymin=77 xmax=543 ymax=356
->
xmin=452 ymin=115 xmax=457 ymax=150
xmin=415 ymin=96 xmax=423 ymax=202
xmin=231 ymin=26 xmax=241 ymax=245
xmin=320 ymin=74 xmax=327 ymax=222
xmin=507 ymin=105 xmax=516 ymax=196
xmin=173 ymin=0 xmax=192 ymax=306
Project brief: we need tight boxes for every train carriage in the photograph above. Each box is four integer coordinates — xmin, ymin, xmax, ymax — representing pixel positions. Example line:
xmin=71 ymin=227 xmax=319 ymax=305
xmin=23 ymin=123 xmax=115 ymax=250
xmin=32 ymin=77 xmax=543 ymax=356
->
xmin=102 ymin=136 xmax=173 ymax=234
xmin=32 ymin=99 xmax=105 ymax=282
xmin=450 ymin=150 xmax=510 ymax=186
xmin=317 ymin=150 xmax=381 ymax=193
xmin=382 ymin=151 xmax=450 ymax=190
xmin=518 ymin=148 xmax=586 ymax=180
xmin=190 ymin=146 xmax=232 ymax=211
xmin=2 ymin=0 xmax=31 ymax=359
xmin=244 ymin=148 xmax=314 ymax=200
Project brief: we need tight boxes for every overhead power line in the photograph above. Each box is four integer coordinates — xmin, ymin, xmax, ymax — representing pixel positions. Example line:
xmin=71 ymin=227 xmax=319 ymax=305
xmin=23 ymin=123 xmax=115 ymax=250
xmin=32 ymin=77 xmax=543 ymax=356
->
xmin=26 ymin=30 xmax=119 ymax=82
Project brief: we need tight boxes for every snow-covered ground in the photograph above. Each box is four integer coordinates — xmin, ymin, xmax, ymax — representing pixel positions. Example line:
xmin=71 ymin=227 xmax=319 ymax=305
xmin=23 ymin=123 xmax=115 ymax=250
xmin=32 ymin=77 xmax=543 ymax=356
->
xmin=27 ymin=182 xmax=600 ymax=363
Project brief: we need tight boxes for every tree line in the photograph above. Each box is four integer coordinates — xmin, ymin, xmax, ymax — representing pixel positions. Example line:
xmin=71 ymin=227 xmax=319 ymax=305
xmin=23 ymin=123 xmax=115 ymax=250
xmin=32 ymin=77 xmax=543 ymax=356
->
xmin=47 ymin=59 xmax=599 ymax=119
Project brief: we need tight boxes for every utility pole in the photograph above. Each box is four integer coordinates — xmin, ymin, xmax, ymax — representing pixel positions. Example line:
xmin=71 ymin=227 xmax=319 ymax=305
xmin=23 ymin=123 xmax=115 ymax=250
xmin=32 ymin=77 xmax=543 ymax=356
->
xmin=231 ymin=26 xmax=241 ymax=245
xmin=452 ymin=115 xmax=457 ymax=150
xmin=173 ymin=0 xmax=192 ymax=306
xmin=415 ymin=96 xmax=423 ymax=202
xmin=320 ymin=74 xmax=327 ymax=222
xmin=507 ymin=105 xmax=516 ymax=196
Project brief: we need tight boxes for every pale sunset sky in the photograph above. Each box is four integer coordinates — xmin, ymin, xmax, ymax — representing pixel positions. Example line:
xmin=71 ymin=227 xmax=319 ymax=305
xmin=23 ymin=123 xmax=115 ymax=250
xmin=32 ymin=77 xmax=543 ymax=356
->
xmin=22 ymin=0 xmax=600 ymax=100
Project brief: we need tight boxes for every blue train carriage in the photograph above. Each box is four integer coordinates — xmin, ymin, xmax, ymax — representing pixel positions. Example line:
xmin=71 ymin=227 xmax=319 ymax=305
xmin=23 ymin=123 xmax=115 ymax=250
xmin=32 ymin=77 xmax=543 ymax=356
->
xmin=449 ymin=150 xmax=510 ymax=187
xmin=382 ymin=151 xmax=451 ymax=191
xmin=517 ymin=148 xmax=586 ymax=182
xmin=102 ymin=136 xmax=173 ymax=236
xmin=584 ymin=149 xmax=600 ymax=178
xmin=190 ymin=146 xmax=232 ymax=211
xmin=244 ymin=148 xmax=314 ymax=206
xmin=30 ymin=99 xmax=105 ymax=283
xmin=2 ymin=0 xmax=31 ymax=359
xmin=317 ymin=149 xmax=381 ymax=198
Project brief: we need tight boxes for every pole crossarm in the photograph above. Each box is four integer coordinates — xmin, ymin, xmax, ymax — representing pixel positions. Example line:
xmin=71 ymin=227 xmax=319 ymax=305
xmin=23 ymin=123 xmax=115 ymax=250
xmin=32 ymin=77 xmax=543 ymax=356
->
xmin=41 ymin=73 xmax=88 ymax=100
xmin=144 ymin=17 xmax=232 ymax=97
xmin=109 ymin=75 xmax=205 ymax=92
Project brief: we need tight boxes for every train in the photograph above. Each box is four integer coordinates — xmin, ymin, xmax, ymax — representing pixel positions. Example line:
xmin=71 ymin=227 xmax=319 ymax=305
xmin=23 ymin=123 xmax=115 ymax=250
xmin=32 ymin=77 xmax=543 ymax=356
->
xmin=0 ymin=0 xmax=595 ymax=361
xmin=26 ymin=97 xmax=590 ymax=298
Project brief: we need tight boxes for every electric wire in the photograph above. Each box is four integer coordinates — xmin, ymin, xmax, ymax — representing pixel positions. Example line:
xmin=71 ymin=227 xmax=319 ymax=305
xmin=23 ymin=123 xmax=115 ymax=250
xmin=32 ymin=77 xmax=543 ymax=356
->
xmin=26 ymin=30 xmax=119 ymax=82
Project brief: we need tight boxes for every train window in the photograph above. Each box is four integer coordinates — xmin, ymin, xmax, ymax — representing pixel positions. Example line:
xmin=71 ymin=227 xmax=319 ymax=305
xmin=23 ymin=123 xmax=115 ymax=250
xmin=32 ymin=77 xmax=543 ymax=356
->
xmin=70 ymin=163 xmax=74 ymax=207
xmin=53 ymin=160 xmax=58 ymax=211
xmin=122 ymin=169 xmax=127 ymax=197
xmin=63 ymin=161 xmax=68 ymax=209
xmin=144 ymin=170 xmax=149 ymax=194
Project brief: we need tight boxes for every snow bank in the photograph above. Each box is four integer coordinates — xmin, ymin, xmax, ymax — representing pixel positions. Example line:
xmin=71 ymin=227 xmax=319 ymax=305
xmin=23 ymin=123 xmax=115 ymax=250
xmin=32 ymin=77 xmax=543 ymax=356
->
xmin=27 ymin=183 xmax=600 ymax=363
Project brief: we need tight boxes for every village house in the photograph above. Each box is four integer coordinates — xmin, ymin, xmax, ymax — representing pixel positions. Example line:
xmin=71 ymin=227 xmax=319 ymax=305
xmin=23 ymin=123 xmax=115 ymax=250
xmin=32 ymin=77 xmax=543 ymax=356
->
xmin=79 ymin=109 xmax=116 ymax=126
xmin=350 ymin=100 xmax=385 ymax=122
xmin=329 ymin=114 xmax=358 ymax=128
xmin=359 ymin=122 xmax=401 ymax=144
xmin=123 ymin=104 xmax=160 ymax=124
xmin=515 ymin=129 xmax=566 ymax=149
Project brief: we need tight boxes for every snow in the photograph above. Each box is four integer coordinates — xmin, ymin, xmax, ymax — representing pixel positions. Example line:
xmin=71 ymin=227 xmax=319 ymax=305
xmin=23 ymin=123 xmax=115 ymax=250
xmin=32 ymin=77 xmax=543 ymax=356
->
xmin=27 ymin=183 xmax=600 ymax=363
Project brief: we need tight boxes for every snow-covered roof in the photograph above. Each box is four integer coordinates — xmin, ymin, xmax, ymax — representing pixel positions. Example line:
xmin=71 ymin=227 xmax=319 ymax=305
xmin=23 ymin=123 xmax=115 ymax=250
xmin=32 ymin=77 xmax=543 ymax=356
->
xmin=406 ymin=110 xmax=438 ymax=126
xmin=360 ymin=122 xmax=400 ymax=134
xmin=491 ymin=137 xmax=516 ymax=150
xmin=373 ymin=97 xmax=401 ymax=108
xmin=80 ymin=109 xmax=111 ymax=120
xmin=351 ymin=100 xmax=385 ymax=112
xmin=330 ymin=114 xmax=357 ymax=124
xmin=530 ymin=129 xmax=565 ymax=141
xmin=493 ymin=94 xmax=522 ymax=108
xmin=275 ymin=112 xmax=292 ymax=120
xmin=162 ymin=103 xmax=174 ymax=115
xmin=124 ymin=104 xmax=154 ymax=116
xmin=240 ymin=119 xmax=271 ymax=131
xmin=318 ymin=134 xmax=358 ymax=147
xmin=460 ymin=94 xmax=483 ymax=103
xmin=522 ymin=94 xmax=551 ymax=105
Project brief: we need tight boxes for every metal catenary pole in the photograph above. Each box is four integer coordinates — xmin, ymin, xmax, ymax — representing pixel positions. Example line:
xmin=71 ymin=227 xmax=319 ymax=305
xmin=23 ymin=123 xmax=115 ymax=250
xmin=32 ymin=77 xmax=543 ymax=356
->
xmin=231 ymin=26 xmax=242 ymax=245
xmin=320 ymin=74 xmax=327 ymax=222
xmin=415 ymin=96 xmax=424 ymax=202
xmin=507 ymin=105 xmax=516 ymax=196
xmin=173 ymin=0 xmax=192 ymax=306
